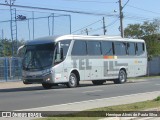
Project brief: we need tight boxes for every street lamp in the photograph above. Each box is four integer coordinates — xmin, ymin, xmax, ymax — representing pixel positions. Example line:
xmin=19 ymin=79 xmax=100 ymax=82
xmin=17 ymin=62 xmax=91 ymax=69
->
xmin=16 ymin=15 xmax=27 ymax=21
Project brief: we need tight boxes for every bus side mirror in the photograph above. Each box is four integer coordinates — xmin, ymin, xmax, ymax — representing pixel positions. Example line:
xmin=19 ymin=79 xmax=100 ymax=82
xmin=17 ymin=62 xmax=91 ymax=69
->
xmin=17 ymin=45 xmax=25 ymax=57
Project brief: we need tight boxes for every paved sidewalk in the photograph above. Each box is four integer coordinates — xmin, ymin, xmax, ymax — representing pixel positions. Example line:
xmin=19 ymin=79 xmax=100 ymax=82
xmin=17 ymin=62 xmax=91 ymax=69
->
xmin=0 ymin=81 xmax=41 ymax=89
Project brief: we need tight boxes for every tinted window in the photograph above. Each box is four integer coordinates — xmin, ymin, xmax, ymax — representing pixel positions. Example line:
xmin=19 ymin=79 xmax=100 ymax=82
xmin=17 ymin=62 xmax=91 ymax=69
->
xmin=114 ymin=42 xmax=127 ymax=55
xmin=71 ymin=40 xmax=87 ymax=56
xmin=136 ymin=42 xmax=144 ymax=55
xmin=54 ymin=40 xmax=71 ymax=63
xmin=102 ymin=41 xmax=113 ymax=55
xmin=127 ymin=42 xmax=136 ymax=55
xmin=60 ymin=40 xmax=71 ymax=58
xmin=87 ymin=41 xmax=101 ymax=55
xmin=24 ymin=44 xmax=55 ymax=70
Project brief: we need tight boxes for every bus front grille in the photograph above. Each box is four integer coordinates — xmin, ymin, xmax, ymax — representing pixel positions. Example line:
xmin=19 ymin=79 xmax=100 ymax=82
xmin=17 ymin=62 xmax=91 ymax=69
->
xmin=25 ymin=79 xmax=43 ymax=83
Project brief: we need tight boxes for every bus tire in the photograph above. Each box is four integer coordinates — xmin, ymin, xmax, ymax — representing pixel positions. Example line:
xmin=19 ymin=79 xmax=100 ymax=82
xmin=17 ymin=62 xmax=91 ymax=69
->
xmin=92 ymin=80 xmax=106 ymax=85
xmin=42 ymin=83 xmax=53 ymax=89
xmin=114 ymin=69 xmax=127 ymax=84
xmin=67 ymin=73 xmax=78 ymax=88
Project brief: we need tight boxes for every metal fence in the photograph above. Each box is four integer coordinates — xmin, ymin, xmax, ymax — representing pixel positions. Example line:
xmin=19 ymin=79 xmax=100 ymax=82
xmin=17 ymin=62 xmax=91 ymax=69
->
xmin=0 ymin=57 xmax=22 ymax=82
xmin=148 ymin=56 xmax=160 ymax=75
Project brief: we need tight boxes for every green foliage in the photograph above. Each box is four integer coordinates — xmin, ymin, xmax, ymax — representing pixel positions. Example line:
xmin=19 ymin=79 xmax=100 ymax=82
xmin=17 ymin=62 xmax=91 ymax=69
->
xmin=124 ymin=24 xmax=143 ymax=38
xmin=124 ymin=19 xmax=160 ymax=39
xmin=0 ymin=39 xmax=12 ymax=56
xmin=154 ymin=96 xmax=160 ymax=101
xmin=124 ymin=19 xmax=160 ymax=59
xmin=142 ymin=34 xmax=160 ymax=60
xmin=0 ymin=38 xmax=24 ymax=57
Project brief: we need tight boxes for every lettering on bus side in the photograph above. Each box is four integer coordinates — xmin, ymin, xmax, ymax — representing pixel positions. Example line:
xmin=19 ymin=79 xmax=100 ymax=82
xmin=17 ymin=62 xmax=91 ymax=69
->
xmin=72 ymin=58 xmax=128 ymax=76
xmin=104 ymin=61 xmax=128 ymax=77
xmin=72 ymin=58 xmax=92 ymax=70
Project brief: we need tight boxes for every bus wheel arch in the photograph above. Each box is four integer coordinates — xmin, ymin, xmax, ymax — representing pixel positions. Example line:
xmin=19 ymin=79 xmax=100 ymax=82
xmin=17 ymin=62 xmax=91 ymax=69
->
xmin=114 ymin=68 xmax=127 ymax=84
xmin=67 ymin=70 xmax=80 ymax=88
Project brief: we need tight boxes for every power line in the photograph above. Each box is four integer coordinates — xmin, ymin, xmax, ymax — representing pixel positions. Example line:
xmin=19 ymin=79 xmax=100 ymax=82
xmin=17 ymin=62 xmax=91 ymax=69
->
xmin=90 ymin=27 xmax=103 ymax=33
xmin=122 ymin=0 xmax=130 ymax=10
xmin=88 ymin=18 xmax=119 ymax=34
xmin=125 ymin=16 xmax=154 ymax=22
xmin=62 ymin=0 xmax=117 ymax=4
xmin=106 ymin=18 xmax=119 ymax=28
xmin=72 ymin=19 xmax=102 ymax=33
xmin=0 ymin=7 xmax=71 ymax=15
xmin=73 ymin=15 xmax=119 ymax=34
xmin=0 ymin=3 xmax=119 ymax=16
xmin=127 ymin=5 xmax=160 ymax=15
xmin=125 ymin=14 xmax=153 ymax=21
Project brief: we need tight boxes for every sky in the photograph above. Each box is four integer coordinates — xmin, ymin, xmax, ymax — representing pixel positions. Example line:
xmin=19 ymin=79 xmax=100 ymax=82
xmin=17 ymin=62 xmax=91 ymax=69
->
xmin=0 ymin=0 xmax=160 ymax=40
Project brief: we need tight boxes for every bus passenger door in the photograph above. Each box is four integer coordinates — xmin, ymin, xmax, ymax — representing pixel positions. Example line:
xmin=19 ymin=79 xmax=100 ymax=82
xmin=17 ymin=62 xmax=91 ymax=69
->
xmin=55 ymin=40 xmax=71 ymax=82
xmin=54 ymin=42 xmax=64 ymax=82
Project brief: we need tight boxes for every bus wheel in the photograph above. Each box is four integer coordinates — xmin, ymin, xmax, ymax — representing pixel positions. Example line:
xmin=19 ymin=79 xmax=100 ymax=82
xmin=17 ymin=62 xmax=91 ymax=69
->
xmin=42 ymin=83 xmax=53 ymax=89
xmin=92 ymin=80 xmax=106 ymax=85
xmin=67 ymin=73 xmax=78 ymax=88
xmin=114 ymin=69 xmax=127 ymax=84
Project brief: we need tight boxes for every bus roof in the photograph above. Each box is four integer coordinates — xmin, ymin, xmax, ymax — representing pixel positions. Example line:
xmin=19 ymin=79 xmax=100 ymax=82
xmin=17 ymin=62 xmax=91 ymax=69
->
xmin=25 ymin=35 xmax=145 ymax=45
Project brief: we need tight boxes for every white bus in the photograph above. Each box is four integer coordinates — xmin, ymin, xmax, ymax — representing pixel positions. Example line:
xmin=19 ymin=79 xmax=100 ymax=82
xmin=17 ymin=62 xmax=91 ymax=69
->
xmin=21 ymin=35 xmax=147 ymax=89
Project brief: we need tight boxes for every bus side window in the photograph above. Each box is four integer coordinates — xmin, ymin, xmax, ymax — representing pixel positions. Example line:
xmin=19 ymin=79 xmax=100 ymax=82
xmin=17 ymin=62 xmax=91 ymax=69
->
xmin=54 ymin=43 xmax=61 ymax=63
xmin=136 ymin=42 xmax=144 ymax=55
xmin=60 ymin=40 xmax=71 ymax=59
xmin=87 ymin=41 xmax=101 ymax=56
xmin=114 ymin=41 xmax=127 ymax=56
xmin=102 ymin=41 xmax=113 ymax=55
xmin=127 ymin=42 xmax=136 ymax=55
xmin=54 ymin=40 xmax=71 ymax=63
xmin=71 ymin=40 xmax=87 ymax=56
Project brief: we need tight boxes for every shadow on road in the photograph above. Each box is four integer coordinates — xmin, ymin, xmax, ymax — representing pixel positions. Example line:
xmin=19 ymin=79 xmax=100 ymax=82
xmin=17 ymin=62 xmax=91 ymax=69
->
xmin=0 ymin=81 xmax=136 ymax=93
xmin=0 ymin=86 xmax=44 ymax=92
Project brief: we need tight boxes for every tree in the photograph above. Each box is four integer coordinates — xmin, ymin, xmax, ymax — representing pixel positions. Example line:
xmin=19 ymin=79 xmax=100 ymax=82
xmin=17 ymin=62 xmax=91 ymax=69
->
xmin=142 ymin=34 xmax=160 ymax=60
xmin=124 ymin=19 xmax=160 ymax=59
xmin=124 ymin=24 xmax=143 ymax=38
xmin=0 ymin=38 xmax=25 ymax=57
xmin=0 ymin=39 xmax=12 ymax=56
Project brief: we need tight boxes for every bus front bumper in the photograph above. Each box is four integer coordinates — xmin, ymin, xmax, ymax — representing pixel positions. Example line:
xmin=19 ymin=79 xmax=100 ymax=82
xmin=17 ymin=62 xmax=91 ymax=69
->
xmin=22 ymin=74 xmax=54 ymax=84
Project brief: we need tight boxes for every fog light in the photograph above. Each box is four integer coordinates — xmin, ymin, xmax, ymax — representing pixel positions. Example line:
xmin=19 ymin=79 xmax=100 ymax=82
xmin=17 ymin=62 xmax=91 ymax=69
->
xmin=46 ymin=78 xmax=50 ymax=81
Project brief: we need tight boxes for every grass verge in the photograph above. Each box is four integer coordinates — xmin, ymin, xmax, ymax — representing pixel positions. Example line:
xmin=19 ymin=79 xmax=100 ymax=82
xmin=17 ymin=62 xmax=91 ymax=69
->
xmin=37 ymin=96 xmax=160 ymax=120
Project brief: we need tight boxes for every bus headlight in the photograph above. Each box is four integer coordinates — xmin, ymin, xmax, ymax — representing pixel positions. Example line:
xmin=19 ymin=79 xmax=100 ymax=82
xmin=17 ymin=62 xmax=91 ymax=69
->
xmin=46 ymin=77 xmax=51 ymax=81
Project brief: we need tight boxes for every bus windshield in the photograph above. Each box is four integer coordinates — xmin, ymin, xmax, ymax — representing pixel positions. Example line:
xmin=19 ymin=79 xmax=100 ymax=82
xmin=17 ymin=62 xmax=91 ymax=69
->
xmin=23 ymin=43 xmax=55 ymax=71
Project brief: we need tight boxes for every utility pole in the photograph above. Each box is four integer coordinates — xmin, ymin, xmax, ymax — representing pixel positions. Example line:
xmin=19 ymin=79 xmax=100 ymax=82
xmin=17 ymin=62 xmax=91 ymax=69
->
xmin=5 ymin=0 xmax=16 ymax=56
xmin=2 ymin=29 xmax=4 ymax=40
xmin=102 ymin=17 xmax=106 ymax=35
xmin=81 ymin=28 xmax=92 ymax=35
xmin=32 ymin=11 xmax=35 ymax=40
xmin=84 ymin=28 xmax=89 ymax=35
xmin=119 ymin=0 xmax=124 ymax=38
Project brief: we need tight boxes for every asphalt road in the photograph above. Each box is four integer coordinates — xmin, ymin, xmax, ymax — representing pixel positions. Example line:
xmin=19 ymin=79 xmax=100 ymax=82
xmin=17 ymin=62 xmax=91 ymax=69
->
xmin=0 ymin=78 xmax=160 ymax=111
